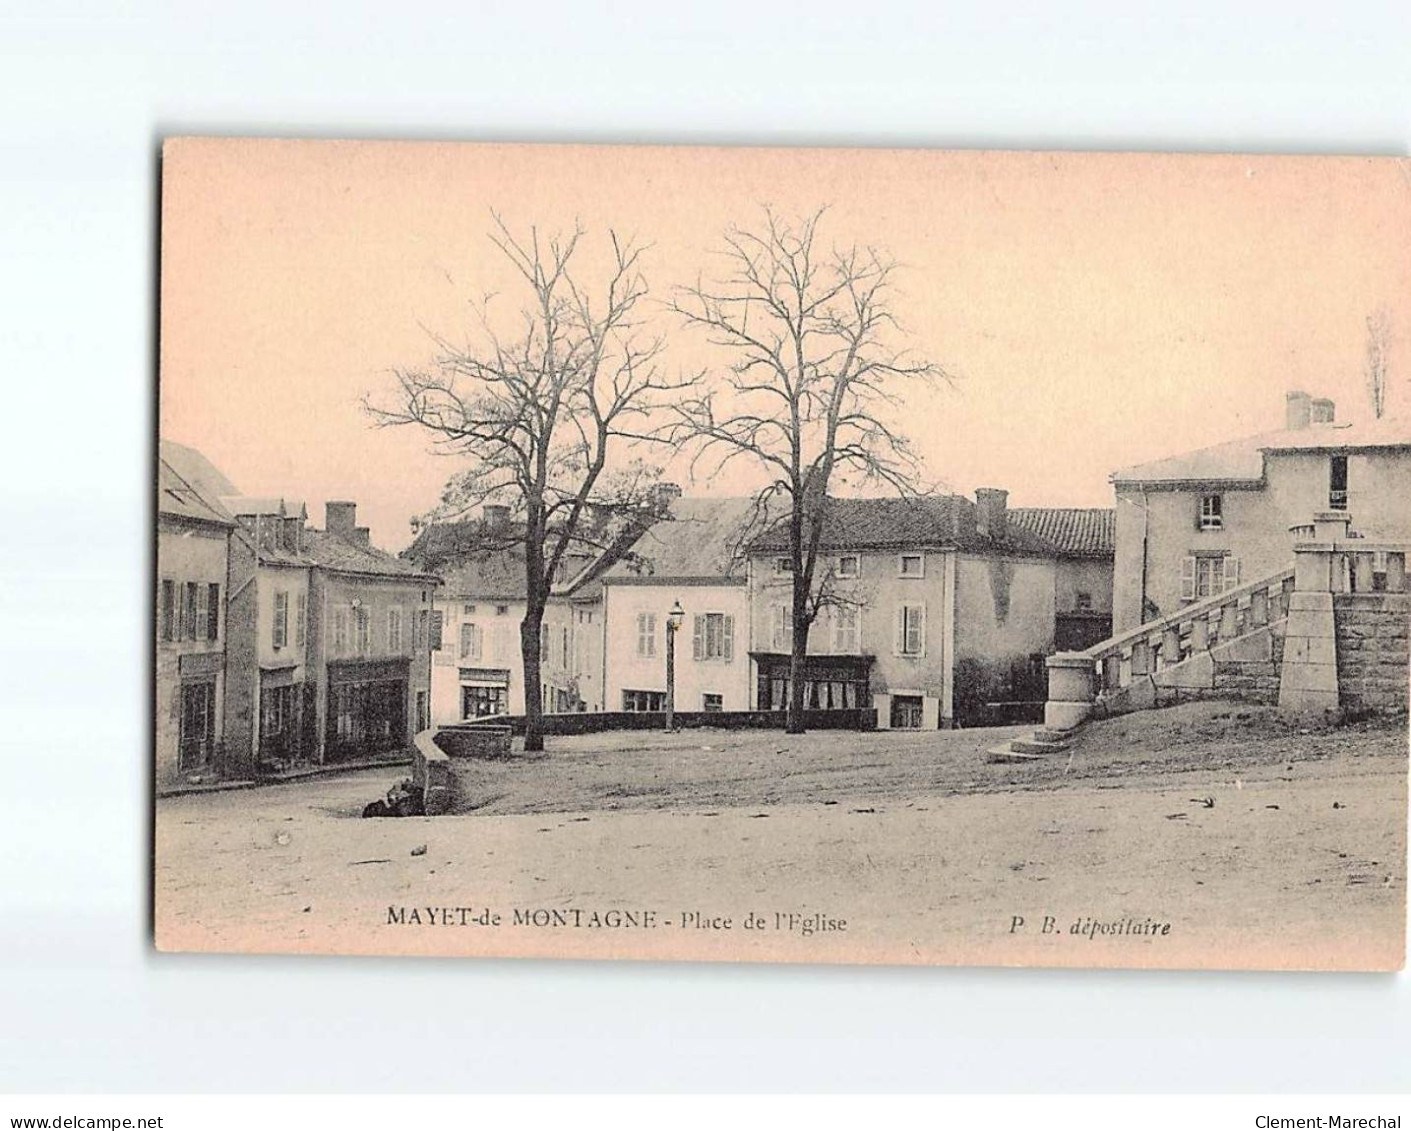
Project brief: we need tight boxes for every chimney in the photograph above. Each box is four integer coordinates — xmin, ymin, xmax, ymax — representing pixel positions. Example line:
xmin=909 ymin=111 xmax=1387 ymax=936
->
xmin=975 ymin=487 xmax=1009 ymax=541
xmin=1310 ymin=397 xmax=1336 ymax=424
xmin=325 ymin=500 xmax=357 ymax=539
xmin=652 ymin=482 xmax=683 ymax=511
xmin=484 ymin=503 xmax=510 ymax=530
xmin=352 ymin=526 xmax=372 ymax=548
xmin=1285 ymin=390 xmax=1312 ymax=431
xmin=281 ymin=514 xmax=304 ymax=555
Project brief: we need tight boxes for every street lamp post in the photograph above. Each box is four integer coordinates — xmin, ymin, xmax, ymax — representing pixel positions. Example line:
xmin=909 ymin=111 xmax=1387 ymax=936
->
xmin=664 ymin=599 xmax=685 ymax=732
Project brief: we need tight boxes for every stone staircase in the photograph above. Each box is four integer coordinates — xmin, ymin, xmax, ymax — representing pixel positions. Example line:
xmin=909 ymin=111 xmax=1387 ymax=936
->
xmin=989 ymin=514 xmax=1411 ymax=765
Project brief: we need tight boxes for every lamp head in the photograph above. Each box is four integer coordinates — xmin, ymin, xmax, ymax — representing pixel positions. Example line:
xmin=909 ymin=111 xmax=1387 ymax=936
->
xmin=667 ymin=599 xmax=685 ymax=630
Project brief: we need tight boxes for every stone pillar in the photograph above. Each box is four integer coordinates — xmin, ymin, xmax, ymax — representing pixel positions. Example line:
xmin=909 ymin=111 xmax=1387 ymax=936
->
xmin=1279 ymin=543 xmax=1340 ymax=716
xmin=1387 ymin=552 xmax=1407 ymax=594
xmin=1045 ymin=652 xmax=1095 ymax=729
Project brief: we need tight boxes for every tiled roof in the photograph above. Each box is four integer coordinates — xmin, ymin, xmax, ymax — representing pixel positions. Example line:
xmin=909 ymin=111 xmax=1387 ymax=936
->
xmin=303 ymin=528 xmax=438 ymax=582
xmin=1113 ymin=418 xmax=1411 ymax=486
xmin=748 ymin=495 xmax=1114 ymax=559
xmin=1008 ymin=507 xmax=1115 ymax=557
xmin=603 ymin=497 xmax=757 ymax=582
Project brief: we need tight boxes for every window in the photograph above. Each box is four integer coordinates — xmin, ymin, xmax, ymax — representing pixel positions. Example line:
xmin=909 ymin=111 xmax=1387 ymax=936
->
xmin=462 ymin=603 xmax=477 ymax=616
xmin=354 ymin=606 xmax=371 ymax=654
xmin=774 ymin=557 xmax=793 ymax=575
xmin=833 ymin=605 xmax=859 ymax=653
xmin=462 ymin=684 xmax=507 ymax=719
xmin=332 ymin=606 xmax=350 ymax=653
xmin=183 ymin=581 xmax=199 ymax=640
xmin=293 ymin=591 xmax=304 ymax=648
xmin=836 ymin=553 xmax=860 ymax=579
xmin=496 ymin=604 xmax=509 ymax=616
xmin=388 ymin=607 xmax=403 ymax=653
xmin=1181 ymin=555 xmax=1242 ymax=601
xmin=562 ymin=626 xmax=570 ymax=667
xmin=159 ymin=580 xmax=175 ymax=642
xmin=192 ymin=582 xmax=210 ymax=641
xmin=692 ymin=613 xmax=735 ymax=661
xmin=702 ymin=693 xmax=724 ymax=712
xmin=207 ymin=583 xmax=221 ymax=642
xmin=460 ymin=621 xmax=483 ymax=661
xmin=895 ymin=603 xmax=925 ymax=656
xmin=1330 ymin=455 xmax=1349 ymax=510
xmin=898 ymin=553 xmax=925 ymax=578
xmin=428 ymin=610 xmax=443 ymax=651
xmin=1199 ymin=494 xmax=1223 ymax=530
xmin=636 ymin=612 xmax=658 ymax=657
xmin=771 ymin=603 xmax=793 ymax=650
xmin=623 ymin=689 xmax=666 ymax=712
xmin=1075 ymin=591 xmax=1093 ymax=612
xmin=272 ymin=590 xmax=288 ymax=649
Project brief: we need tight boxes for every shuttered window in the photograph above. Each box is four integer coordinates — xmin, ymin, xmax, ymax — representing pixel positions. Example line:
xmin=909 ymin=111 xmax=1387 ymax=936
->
xmin=833 ymin=605 xmax=859 ymax=653
xmin=159 ymin=580 xmax=175 ymax=642
xmin=1182 ymin=555 xmax=1242 ymax=601
xmin=293 ymin=591 xmax=305 ymax=648
xmin=771 ymin=603 xmax=793 ymax=650
xmin=208 ymin=583 xmax=222 ymax=642
xmin=636 ymin=612 xmax=657 ymax=657
xmin=895 ymin=603 xmax=925 ymax=656
xmin=692 ymin=613 xmax=735 ymax=661
xmin=272 ymin=590 xmax=288 ymax=649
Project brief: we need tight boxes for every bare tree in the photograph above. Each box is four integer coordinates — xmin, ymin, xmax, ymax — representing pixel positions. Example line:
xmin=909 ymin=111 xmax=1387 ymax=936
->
xmin=1365 ymin=305 xmax=1392 ymax=419
xmin=667 ymin=208 xmax=952 ymax=734
xmin=370 ymin=216 xmax=686 ymax=751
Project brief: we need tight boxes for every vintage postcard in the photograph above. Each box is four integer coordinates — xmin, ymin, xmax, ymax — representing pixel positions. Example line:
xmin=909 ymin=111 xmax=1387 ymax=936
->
xmin=155 ymin=139 xmax=1409 ymax=970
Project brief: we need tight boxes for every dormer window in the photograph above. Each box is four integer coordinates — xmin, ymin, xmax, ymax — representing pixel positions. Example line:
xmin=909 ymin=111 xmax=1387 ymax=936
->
xmin=1199 ymin=494 xmax=1223 ymax=530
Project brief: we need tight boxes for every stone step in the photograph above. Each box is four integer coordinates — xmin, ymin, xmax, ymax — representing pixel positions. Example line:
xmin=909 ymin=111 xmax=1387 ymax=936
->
xmin=1008 ymin=737 xmax=1070 ymax=755
xmin=1032 ymin=726 xmax=1077 ymax=743
xmin=986 ymin=745 xmax=1047 ymax=765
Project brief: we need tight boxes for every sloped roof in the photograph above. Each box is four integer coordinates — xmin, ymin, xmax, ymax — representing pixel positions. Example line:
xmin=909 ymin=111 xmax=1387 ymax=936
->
xmin=748 ymin=495 xmax=1114 ymax=559
xmin=303 ymin=528 xmax=438 ymax=582
xmin=160 ymin=440 xmax=239 ymax=500
xmin=158 ymin=456 xmax=234 ymax=527
xmin=1113 ymin=419 xmax=1411 ymax=486
xmin=603 ymin=497 xmax=757 ymax=583
xmin=1008 ymin=507 xmax=1115 ymax=557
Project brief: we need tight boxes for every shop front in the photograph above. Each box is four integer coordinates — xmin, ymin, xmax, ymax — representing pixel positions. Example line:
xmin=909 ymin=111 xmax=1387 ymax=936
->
xmin=458 ymin=666 xmax=511 ymax=719
xmin=326 ymin=658 xmax=410 ymax=762
xmin=752 ymin=653 xmax=873 ymax=712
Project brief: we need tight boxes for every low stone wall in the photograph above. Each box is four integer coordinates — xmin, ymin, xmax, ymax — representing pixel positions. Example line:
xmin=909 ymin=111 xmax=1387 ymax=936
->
xmin=1334 ymin=593 xmax=1410 ymax=712
xmin=411 ymin=730 xmax=452 ymax=815
xmin=434 ymin=725 xmax=514 ymax=760
xmin=453 ymin=708 xmax=875 ymax=737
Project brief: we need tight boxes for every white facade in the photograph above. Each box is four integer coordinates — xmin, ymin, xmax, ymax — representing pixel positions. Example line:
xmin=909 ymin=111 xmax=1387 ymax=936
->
xmin=601 ymin=581 xmax=752 ymax=713
xmin=430 ymin=597 xmax=528 ymax=723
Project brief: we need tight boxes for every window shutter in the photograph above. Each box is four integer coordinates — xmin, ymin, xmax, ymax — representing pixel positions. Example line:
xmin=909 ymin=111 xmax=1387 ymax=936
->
xmin=1180 ymin=556 xmax=1197 ymax=601
xmin=207 ymin=584 xmax=220 ymax=642
xmin=1194 ymin=497 xmax=1204 ymax=530
xmin=916 ymin=603 xmax=927 ymax=656
xmin=692 ymin=615 xmax=704 ymax=660
xmin=430 ymin=610 xmax=443 ymax=651
xmin=894 ymin=606 xmax=906 ymax=654
xmin=723 ymin=615 xmax=735 ymax=661
xmin=1225 ymin=556 xmax=1241 ymax=592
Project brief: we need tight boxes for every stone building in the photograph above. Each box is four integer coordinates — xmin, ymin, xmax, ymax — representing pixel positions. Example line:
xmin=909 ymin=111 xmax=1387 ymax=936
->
xmin=155 ymin=442 xmax=235 ymax=788
xmin=1111 ymin=391 xmax=1411 ymax=634
xmin=596 ymin=495 xmax=756 ymax=714
xmin=745 ymin=492 xmax=1115 ymax=728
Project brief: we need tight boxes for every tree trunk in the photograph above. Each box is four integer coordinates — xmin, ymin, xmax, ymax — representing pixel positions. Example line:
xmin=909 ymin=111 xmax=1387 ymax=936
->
xmin=521 ymin=607 xmax=545 ymax=753
xmin=786 ymin=585 xmax=809 ymax=735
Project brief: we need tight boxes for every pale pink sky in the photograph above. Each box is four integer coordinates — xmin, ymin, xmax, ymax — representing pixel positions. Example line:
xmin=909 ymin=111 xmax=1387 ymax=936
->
xmin=160 ymin=140 xmax=1411 ymax=550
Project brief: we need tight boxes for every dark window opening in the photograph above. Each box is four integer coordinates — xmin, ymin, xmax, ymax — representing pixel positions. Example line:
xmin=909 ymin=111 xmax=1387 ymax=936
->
xmin=1330 ymin=455 xmax=1349 ymax=510
xmin=890 ymin=694 xmax=924 ymax=729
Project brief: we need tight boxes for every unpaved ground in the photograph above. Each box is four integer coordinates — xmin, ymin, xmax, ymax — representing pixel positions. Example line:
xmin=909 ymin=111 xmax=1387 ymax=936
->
xmin=155 ymin=703 xmax=1408 ymax=970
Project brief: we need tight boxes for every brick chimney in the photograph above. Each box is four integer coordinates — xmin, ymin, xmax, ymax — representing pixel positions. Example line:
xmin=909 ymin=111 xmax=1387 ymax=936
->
xmin=1286 ymin=390 xmax=1312 ymax=431
xmin=1310 ymin=397 xmax=1336 ymax=424
xmin=975 ymin=487 xmax=1009 ymax=540
xmin=484 ymin=503 xmax=510 ymax=530
xmin=325 ymin=500 xmax=357 ymax=539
